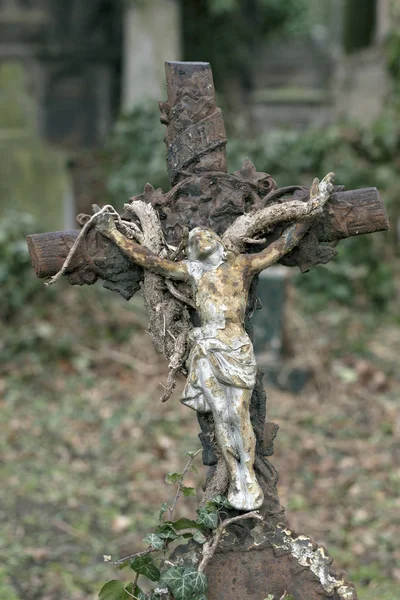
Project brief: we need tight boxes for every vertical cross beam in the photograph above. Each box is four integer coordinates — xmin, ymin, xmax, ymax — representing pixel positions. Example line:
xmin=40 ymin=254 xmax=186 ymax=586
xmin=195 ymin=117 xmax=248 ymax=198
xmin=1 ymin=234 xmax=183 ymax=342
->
xmin=161 ymin=61 xmax=228 ymax=184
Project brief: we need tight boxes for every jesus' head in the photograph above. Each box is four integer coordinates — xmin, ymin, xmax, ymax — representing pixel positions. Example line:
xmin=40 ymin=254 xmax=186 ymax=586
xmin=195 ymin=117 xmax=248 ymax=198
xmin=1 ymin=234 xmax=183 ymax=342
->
xmin=187 ymin=228 xmax=226 ymax=263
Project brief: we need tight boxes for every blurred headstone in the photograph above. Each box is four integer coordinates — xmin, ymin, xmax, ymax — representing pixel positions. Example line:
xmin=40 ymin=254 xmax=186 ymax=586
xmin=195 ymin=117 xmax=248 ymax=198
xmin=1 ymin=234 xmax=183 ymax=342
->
xmin=250 ymin=37 xmax=333 ymax=131
xmin=0 ymin=0 xmax=122 ymax=148
xmin=0 ymin=0 xmax=125 ymax=229
xmin=252 ymin=267 xmax=309 ymax=393
xmin=334 ymin=46 xmax=389 ymax=125
xmin=122 ymin=0 xmax=181 ymax=110
xmin=0 ymin=61 xmax=68 ymax=231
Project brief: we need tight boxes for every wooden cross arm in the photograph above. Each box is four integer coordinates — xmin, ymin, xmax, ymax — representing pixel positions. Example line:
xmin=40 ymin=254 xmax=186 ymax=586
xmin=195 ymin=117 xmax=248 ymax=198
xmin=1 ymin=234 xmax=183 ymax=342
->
xmin=27 ymin=230 xmax=81 ymax=280
xmin=313 ymin=187 xmax=388 ymax=242
xmin=26 ymin=186 xmax=388 ymax=288
xmin=26 ymin=227 xmax=143 ymax=300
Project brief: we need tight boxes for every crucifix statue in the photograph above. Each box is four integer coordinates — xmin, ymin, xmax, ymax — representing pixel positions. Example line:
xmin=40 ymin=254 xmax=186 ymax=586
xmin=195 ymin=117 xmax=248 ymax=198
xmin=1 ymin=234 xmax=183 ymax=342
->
xmin=27 ymin=62 xmax=388 ymax=600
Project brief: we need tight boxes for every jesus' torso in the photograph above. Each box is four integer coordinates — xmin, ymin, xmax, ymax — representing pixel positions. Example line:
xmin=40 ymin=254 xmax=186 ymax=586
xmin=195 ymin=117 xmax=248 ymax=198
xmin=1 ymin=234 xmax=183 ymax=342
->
xmin=185 ymin=253 xmax=252 ymax=346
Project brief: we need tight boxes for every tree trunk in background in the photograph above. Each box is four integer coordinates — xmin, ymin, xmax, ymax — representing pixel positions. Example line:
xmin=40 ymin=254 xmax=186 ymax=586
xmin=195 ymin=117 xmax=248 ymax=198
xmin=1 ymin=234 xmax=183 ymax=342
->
xmin=375 ymin=0 xmax=391 ymax=43
xmin=343 ymin=0 xmax=377 ymax=53
xmin=121 ymin=0 xmax=181 ymax=111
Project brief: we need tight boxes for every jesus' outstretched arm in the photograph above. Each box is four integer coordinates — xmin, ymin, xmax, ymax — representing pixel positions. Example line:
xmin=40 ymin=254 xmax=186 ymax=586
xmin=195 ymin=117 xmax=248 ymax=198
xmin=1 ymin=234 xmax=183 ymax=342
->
xmin=95 ymin=212 xmax=189 ymax=281
xmin=246 ymin=221 xmax=311 ymax=275
xmin=244 ymin=172 xmax=336 ymax=274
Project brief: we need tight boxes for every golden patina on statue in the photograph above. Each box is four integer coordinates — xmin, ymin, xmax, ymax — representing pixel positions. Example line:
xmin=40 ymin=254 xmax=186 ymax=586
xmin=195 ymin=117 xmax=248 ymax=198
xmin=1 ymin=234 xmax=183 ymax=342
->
xmin=93 ymin=173 xmax=334 ymax=511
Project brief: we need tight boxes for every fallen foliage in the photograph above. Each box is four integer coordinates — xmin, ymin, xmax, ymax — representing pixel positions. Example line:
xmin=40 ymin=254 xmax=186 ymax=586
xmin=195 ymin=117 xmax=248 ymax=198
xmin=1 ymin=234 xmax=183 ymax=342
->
xmin=0 ymin=275 xmax=399 ymax=599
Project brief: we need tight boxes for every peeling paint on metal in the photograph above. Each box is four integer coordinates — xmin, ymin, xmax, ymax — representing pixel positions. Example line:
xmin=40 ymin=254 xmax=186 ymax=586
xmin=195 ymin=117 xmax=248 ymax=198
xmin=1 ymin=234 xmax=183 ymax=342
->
xmin=271 ymin=524 xmax=358 ymax=599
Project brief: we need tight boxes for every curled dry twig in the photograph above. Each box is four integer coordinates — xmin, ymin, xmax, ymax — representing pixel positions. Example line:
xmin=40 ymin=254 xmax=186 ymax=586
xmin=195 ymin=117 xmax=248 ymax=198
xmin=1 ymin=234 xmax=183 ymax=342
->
xmin=109 ymin=449 xmax=202 ymax=569
xmin=44 ymin=205 xmax=116 ymax=286
xmin=109 ymin=546 xmax=160 ymax=568
xmin=222 ymin=173 xmax=335 ymax=252
xmin=168 ymin=448 xmax=202 ymax=520
xmin=198 ymin=511 xmax=263 ymax=573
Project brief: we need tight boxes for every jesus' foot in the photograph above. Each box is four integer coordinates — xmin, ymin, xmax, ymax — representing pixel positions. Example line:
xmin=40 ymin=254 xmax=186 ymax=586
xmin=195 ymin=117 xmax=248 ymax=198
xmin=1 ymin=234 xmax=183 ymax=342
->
xmin=227 ymin=477 xmax=264 ymax=512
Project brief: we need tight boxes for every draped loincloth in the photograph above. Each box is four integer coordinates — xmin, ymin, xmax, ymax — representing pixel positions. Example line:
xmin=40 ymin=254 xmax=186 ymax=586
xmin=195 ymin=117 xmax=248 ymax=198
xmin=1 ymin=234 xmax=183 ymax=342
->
xmin=181 ymin=328 xmax=257 ymax=413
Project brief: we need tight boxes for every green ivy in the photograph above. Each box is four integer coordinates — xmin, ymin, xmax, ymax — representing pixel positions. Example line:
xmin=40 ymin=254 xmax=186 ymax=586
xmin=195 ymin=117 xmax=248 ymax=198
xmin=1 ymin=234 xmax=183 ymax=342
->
xmin=195 ymin=507 xmax=219 ymax=530
xmin=130 ymin=554 xmax=161 ymax=582
xmin=0 ymin=211 xmax=55 ymax=320
xmin=161 ymin=566 xmax=208 ymax=600
xmin=98 ymin=580 xmax=135 ymax=600
xmin=142 ymin=533 xmax=165 ymax=550
xmin=99 ymin=450 xmax=227 ymax=600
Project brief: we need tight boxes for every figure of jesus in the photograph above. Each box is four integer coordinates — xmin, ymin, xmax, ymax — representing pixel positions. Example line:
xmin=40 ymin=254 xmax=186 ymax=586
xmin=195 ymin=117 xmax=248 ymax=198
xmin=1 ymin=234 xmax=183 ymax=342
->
xmin=94 ymin=178 xmax=333 ymax=511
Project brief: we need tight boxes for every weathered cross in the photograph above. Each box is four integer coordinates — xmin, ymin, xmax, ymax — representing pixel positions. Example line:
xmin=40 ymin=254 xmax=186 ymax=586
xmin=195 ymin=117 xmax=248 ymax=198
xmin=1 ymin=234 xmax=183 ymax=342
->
xmin=27 ymin=62 xmax=388 ymax=600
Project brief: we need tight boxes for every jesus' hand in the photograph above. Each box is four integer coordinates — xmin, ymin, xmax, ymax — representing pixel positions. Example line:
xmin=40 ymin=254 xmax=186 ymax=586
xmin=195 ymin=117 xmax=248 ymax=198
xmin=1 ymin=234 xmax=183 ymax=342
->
xmin=306 ymin=172 xmax=335 ymax=217
xmin=94 ymin=212 xmax=118 ymax=236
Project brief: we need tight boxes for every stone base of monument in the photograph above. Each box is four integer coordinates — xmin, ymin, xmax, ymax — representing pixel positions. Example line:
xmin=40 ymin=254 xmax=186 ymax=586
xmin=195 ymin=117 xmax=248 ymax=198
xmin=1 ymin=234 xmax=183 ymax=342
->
xmin=206 ymin=524 xmax=357 ymax=600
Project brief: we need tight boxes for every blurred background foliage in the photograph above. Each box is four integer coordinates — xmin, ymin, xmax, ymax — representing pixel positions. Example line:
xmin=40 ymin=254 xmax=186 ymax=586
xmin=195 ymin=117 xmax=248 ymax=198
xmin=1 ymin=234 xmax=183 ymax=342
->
xmin=182 ymin=0 xmax=309 ymax=85
xmin=0 ymin=212 xmax=56 ymax=321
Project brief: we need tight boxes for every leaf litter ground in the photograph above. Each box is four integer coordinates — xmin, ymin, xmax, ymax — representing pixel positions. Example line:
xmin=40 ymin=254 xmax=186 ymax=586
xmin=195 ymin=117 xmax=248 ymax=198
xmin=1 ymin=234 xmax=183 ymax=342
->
xmin=0 ymin=282 xmax=399 ymax=599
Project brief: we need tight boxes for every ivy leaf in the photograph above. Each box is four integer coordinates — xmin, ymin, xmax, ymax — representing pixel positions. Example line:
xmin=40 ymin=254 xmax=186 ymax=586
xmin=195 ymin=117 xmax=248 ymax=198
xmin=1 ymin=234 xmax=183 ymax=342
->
xmin=196 ymin=507 xmax=218 ymax=530
xmin=211 ymin=495 xmax=229 ymax=507
xmin=161 ymin=567 xmax=208 ymax=600
xmin=193 ymin=530 xmax=207 ymax=545
xmin=142 ymin=533 xmax=165 ymax=550
xmin=130 ymin=554 xmax=161 ymax=582
xmin=156 ymin=523 xmax=179 ymax=540
xmin=205 ymin=495 xmax=230 ymax=511
xmin=188 ymin=570 xmax=208 ymax=598
xmin=171 ymin=518 xmax=201 ymax=531
xmin=98 ymin=580 xmax=133 ymax=600
xmin=181 ymin=486 xmax=196 ymax=498
xmin=159 ymin=502 xmax=168 ymax=521
xmin=133 ymin=585 xmax=147 ymax=600
xmin=165 ymin=472 xmax=182 ymax=484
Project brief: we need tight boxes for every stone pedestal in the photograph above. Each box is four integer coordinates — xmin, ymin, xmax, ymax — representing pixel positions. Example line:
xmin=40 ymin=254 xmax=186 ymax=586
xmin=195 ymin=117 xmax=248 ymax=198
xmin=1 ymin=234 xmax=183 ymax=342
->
xmin=207 ymin=547 xmax=347 ymax=600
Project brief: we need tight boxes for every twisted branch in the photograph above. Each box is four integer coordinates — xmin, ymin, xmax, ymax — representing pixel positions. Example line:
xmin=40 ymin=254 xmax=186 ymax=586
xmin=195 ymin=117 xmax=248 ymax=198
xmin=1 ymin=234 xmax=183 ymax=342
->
xmin=198 ymin=511 xmax=263 ymax=573
xmin=222 ymin=173 xmax=335 ymax=253
xmin=123 ymin=200 xmax=192 ymax=401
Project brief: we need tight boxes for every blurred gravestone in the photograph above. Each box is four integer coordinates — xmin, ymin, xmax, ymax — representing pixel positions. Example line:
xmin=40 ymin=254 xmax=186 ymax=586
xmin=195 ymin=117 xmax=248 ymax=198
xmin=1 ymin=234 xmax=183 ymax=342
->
xmin=252 ymin=267 xmax=309 ymax=393
xmin=0 ymin=0 xmax=125 ymax=226
xmin=0 ymin=61 xmax=68 ymax=231
xmin=122 ymin=0 xmax=181 ymax=110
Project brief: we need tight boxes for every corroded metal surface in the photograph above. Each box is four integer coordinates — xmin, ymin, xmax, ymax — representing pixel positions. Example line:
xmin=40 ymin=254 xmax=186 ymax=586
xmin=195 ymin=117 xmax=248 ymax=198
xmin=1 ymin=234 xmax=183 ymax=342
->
xmin=206 ymin=522 xmax=358 ymax=600
xmin=271 ymin=524 xmax=358 ymax=599
xmin=206 ymin=545 xmax=355 ymax=600
xmin=161 ymin=61 xmax=228 ymax=184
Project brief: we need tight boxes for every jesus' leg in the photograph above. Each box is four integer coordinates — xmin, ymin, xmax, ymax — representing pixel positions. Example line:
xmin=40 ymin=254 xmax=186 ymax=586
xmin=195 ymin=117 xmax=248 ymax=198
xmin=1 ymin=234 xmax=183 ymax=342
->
xmin=199 ymin=359 xmax=263 ymax=511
